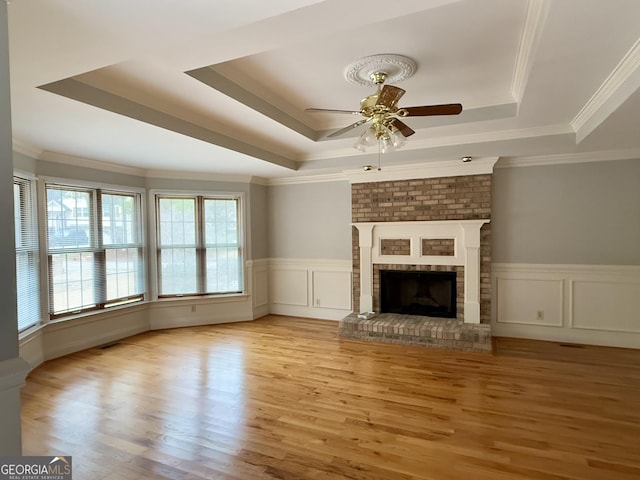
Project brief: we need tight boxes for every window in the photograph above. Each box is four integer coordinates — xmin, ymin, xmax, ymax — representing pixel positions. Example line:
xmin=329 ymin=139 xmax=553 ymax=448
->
xmin=46 ymin=184 xmax=145 ymax=317
xmin=14 ymin=175 xmax=40 ymax=331
xmin=156 ymin=195 xmax=243 ymax=297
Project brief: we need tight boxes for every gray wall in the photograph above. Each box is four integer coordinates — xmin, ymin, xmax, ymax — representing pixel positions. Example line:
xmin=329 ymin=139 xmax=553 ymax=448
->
xmin=268 ymin=181 xmax=352 ymax=260
xmin=492 ymin=159 xmax=640 ymax=265
xmin=0 ymin=2 xmax=17 ymax=361
xmin=250 ymin=183 xmax=269 ymax=259
xmin=23 ymin=155 xmax=640 ymax=267
xmin=13 ymin=151 xmax=36 ymax=173
xmin=2 ymin=0 xmax=24 ymax=456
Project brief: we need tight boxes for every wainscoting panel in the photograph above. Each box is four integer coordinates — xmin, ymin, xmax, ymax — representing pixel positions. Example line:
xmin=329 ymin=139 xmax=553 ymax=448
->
xmin=496 ymin=277 xmax=563 ymax=327
xmin=44 ymin=304 xmax=150 ymax=360
xmin=17 ymin=328 xmax=44 ymax=369
xmin=312 ymin=270 xmax=352 ymax=310
xmin=572 ymin=279 xmax=640 ymax=333
xmin=493 ymin=264 xmax=640 ymax=349
xmin=269 ymin=259 xmax=352 ymax=320
xmin=249 ymin=259 xmax=269 ymax=319
xmin=269 ymin=267 xmax=309 ymax=307
xmin=149 ymin=295 xmax=254 ymax=330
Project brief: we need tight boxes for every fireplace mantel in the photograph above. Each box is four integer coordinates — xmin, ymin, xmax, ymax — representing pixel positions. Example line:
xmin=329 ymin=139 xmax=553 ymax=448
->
xmin=353 ymin=219 xmax=490 ymax=324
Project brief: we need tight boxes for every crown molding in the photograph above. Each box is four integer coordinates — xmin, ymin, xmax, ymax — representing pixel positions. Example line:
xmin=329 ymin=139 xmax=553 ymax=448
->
xmin=39 ymin=151 xmax=147 ymax=177
xmin=496 ymin=148 xmax=640 ymax=169
xmin=12 ymin=140 xmax=43 ymax=159
xmin=267 ymin=173 xmax=348 ymax=186
xmin=571 ymin=38 xmax=640 ymax=142
xmin=407 ymin=124 xmax=573 ymax=150
xmin=34 ymin=150 xmax=266 ymax=185
xmin=344 ymin=157 xmax=499 ymax=184
xmin=303 ymin=123 xmax=572 ymax=162
xmin=248 ymin=176 xmax=271 ymax=186
xmin=511 ymin=0 xmax=551 ymax=104
xmin=144 ymin=168 xmax=256 ymax=184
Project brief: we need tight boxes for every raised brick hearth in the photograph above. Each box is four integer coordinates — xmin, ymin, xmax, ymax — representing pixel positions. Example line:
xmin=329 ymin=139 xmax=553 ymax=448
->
xmin=339 ymin=313 xmax=492 ymax=352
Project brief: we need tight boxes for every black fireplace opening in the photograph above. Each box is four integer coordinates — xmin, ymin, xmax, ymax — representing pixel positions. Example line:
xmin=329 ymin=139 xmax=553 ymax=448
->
xmin=380 ymin=270 xmax=456 ymax=318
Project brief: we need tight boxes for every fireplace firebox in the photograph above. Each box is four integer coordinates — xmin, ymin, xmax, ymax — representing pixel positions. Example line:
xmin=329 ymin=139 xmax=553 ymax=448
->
xmin=380 ymin=270 xmax=456 ymax=318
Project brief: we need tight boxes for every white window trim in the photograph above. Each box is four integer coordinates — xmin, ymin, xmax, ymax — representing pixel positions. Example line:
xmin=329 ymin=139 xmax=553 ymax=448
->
xmin=148 ymin=188 xmax=247 ymax=300
xmin=40 ymin=175 xmax=148 ymax=318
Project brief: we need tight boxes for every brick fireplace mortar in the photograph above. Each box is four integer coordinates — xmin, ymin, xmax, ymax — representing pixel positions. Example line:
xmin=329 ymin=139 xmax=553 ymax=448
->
xmin=340 ymin=174 xmax=493 ymax=352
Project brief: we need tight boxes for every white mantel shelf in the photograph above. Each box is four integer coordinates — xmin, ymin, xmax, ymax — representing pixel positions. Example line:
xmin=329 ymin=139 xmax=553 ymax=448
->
xmin=353 ymin=219 xmax=490 ymax=324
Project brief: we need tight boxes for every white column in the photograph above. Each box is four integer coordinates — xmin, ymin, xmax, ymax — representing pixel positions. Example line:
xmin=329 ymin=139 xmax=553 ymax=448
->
xmin=0 ymin=358 xmax=30 ymax=455
xmin=462 ymin=224 xmax=482 ymax=324
xmin=355 ymin=224 xmax=374 ymax=313
xmin=0 ymin=1 xmax=30 ymax=455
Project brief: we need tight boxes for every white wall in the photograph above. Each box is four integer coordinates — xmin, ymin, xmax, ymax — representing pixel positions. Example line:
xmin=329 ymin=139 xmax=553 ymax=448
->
xmin=20 ymin=305 xmax=149 ymax=369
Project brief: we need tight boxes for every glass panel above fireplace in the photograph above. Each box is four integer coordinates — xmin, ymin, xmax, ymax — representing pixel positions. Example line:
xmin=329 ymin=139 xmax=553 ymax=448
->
xmin=380 ymin=270 xmax=456 ymax=318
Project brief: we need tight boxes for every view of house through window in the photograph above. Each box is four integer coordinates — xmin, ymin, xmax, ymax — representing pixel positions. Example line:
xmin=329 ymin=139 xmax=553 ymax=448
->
xmin=156 ymin=195 xmax=242 ymax=297
xmin=46 ymin=184 xmax=145 ymax=317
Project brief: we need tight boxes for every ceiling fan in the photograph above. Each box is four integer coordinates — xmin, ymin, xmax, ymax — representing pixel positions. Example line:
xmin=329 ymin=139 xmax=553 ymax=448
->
xmin=306 ymin=71 xmax=462 ymax=152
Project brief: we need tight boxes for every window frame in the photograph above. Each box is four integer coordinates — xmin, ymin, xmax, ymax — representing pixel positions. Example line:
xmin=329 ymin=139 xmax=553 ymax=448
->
xmin=151 ymin=190 xmax=246 ymax=300
xmin=43 ymin=177 xmax=147 ymax=319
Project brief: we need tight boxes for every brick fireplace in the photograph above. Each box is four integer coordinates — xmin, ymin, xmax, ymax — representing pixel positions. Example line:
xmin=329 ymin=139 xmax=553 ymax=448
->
xmin=339 ymin=160 xmax=495 ymax=352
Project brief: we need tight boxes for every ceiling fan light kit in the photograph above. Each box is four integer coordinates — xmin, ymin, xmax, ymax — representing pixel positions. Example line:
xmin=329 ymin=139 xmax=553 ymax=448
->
xmin=306 ymin=54 xmax=463 ymax=158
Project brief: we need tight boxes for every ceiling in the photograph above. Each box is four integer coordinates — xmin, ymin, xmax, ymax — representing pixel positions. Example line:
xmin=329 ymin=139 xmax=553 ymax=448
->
xmin=7 ymin=0 xmax=640 ymax=180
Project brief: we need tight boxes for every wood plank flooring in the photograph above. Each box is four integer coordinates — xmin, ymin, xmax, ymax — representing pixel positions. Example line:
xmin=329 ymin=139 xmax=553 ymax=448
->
xmin=21 ymin=316 xmax=640 ymax=479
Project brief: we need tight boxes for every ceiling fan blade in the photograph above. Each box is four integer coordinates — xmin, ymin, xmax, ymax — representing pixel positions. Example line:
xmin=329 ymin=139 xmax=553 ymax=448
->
xmin=376 ymin=85 xmax=406 ymax=109
xmin=305 ymin=108 xmax=361 ymax=115
xmin=389 ymin=118 xmax=415 ymax=137
xmin=401 ymin=103 xmax=463 ymax=116
xmin=327 ymin=119 xmax=369 ymax=138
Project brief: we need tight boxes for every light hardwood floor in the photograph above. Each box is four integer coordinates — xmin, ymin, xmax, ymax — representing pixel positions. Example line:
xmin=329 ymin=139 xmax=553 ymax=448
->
xmin=21 ymin=316 xmax=640 ymax=479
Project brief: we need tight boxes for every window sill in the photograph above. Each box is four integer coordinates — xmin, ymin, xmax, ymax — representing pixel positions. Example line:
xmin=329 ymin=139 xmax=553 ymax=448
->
xmin=46 ymin=301 xmax=149 ymax=329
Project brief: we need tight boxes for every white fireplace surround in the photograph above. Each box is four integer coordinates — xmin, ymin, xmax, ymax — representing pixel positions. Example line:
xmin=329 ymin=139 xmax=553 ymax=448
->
xmin=353 ymin=220 xmax=490 ymax=324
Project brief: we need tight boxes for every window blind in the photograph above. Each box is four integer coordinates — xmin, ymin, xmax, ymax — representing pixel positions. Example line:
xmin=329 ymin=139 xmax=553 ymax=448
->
xmin=14 ymin=175 xmax=41 ymax=332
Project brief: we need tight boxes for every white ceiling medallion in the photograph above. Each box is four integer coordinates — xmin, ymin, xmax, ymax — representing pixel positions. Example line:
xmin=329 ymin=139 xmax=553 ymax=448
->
xmin=344 ymin=54 xmax=417 ymax=86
